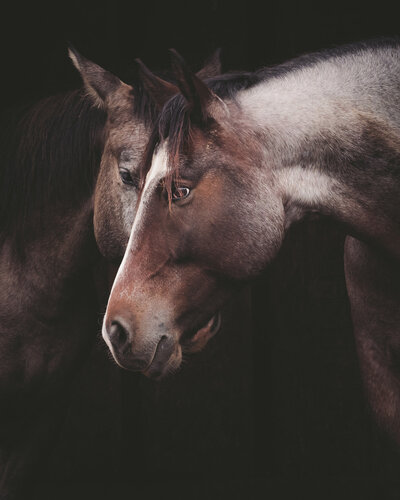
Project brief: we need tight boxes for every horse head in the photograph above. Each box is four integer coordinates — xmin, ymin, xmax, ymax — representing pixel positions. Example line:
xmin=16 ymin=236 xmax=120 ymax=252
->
xmin=102 ymin=51 xmax=286 ymax=379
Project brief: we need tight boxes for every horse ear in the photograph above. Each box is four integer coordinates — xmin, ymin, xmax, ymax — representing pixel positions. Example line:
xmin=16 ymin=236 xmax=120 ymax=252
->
xmin=68 ymin=45 xmax=124 ymax=108
xmin=135 ymin=59 xmax=179 ymax=110
xmin=135 ymin=49 xmax=221 ymax=111
xmin=196 ymin=48 xmax=222 ymax=79
xmin=169 ymin=49 xmax=216 ymax=123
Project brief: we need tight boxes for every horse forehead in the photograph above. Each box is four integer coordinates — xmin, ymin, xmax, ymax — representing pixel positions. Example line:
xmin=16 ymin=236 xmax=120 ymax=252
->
xmin=125 ymin=144 xmax=169 ymax=249
xmin=107 ymin=99 xmax=137 ymax=131
xmin=108 ymin=106 xmax=134 ymax=127
xmin=108 ymin=118 xmax=147 ymax=148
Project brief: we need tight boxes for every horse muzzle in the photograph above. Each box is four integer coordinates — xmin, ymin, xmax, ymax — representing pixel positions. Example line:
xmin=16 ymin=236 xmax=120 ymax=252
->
xmin=102 ymin=311 xmax=222 ymax=379
xmin=102 ymin=319 xmax=179 ymax=378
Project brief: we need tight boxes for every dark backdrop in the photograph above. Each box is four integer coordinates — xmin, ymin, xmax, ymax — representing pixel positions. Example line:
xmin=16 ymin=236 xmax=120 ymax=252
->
xmin=1 ymin=1 xmax=400 ymax=499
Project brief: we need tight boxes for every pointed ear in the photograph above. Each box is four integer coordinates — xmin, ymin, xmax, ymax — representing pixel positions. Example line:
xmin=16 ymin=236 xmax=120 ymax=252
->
xmin=68 ymin=45 xmax=125 ymax=108
xmin=135 ymin=59 xmax=179 ymax=110
xmin=196 ymin=48 xmax=222 ymax=79
xmin=169 ymin=49 xmax=216 ymax=123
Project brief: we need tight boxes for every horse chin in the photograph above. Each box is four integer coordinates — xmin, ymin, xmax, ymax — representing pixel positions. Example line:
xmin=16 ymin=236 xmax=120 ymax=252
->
xmin=183 ymin=311 xmax=222 ymax=354
xmin=142 ymin=346 xmax=183 ymax=381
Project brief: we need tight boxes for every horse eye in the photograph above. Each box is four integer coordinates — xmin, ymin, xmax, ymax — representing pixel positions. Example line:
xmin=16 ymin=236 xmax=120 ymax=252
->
xmin=171 ymin=186 xmax=190 ymax=201
xmin=119 ymin=168 xmax=135 ymax=186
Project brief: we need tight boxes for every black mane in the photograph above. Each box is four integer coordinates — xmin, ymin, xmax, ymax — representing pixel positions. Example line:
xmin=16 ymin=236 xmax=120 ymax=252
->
xmin=0 ymin=90 xmax=107 ymax=242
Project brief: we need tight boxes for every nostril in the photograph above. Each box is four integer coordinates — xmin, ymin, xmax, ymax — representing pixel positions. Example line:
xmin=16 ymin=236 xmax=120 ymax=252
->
xmin=155 ymin=335 xmax=168 ymax=353
xmin=150 ymin=335 xmax=171 ymax=367
xmin=109 ymin=320 xmax=129 ymax=349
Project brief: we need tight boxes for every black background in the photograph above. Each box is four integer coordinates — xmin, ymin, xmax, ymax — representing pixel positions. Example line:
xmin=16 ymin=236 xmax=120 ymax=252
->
xmin=2 ymin=1 xmax=400 ymax=499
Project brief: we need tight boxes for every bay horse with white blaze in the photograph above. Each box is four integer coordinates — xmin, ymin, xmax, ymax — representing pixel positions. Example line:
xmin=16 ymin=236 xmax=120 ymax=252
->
xmin=103 ymin=39 xmax=400 ymax=445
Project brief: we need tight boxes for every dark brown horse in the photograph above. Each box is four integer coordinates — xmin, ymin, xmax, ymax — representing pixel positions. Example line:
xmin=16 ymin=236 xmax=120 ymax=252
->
xmin=102 ymin=39 xmax=400 ymax=445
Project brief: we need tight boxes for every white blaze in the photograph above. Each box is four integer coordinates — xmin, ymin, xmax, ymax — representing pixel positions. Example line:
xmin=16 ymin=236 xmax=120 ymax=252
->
xmin=102 ymin=144 xmax=170 ymax=341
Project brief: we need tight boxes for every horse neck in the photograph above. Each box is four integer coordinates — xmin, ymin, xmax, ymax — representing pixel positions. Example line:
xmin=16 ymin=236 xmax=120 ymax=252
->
xmin=237 ymin=47 xmax=400 ymax=257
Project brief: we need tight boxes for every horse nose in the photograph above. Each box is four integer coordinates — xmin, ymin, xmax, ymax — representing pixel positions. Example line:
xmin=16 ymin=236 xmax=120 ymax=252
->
xmin=105 ymin=319 xmax=149 ymax=371
xmin=108 ymin=320 xmax=130 ymax=352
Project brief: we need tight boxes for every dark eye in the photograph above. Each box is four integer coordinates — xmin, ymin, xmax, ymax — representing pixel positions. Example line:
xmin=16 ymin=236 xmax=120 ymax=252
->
xmin=119 ymin=168 xmax=135 ymax=186
xmin=171 ymin=186 xmax=190 ymax=201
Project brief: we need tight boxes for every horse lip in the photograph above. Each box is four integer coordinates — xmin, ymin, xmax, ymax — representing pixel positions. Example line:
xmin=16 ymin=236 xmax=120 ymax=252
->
xmin=112 ymin=338 xmax=165 ymax=375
